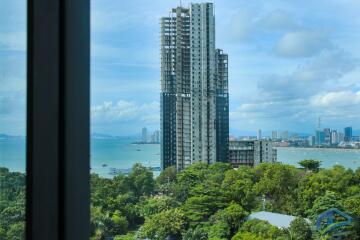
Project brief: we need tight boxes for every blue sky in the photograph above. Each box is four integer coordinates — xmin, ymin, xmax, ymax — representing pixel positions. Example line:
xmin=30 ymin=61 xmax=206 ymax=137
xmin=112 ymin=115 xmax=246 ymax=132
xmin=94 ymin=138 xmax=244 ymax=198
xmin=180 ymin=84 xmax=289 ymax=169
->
xmin=1 ymin=0 xmax=360 ymax=136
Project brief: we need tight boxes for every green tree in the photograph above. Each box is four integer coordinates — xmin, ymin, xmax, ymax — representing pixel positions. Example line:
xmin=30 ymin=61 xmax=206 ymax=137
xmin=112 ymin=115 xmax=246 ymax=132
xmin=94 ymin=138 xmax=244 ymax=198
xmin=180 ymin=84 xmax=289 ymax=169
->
xmin=237 ymin=219 xmax=287 ymax=239
xmin=157 ymin=166 xmax=177 ymax=185
xmin=127 ymin=163 xmax=155 ymax=197
xmin=306 ymin=191 xmax=343 ymax=221
xmin=156 ymin=166 xmax=177 ymax=194
xmin=231 ymin=231 xmax=263 ymax=240
xmin=90 ymin=206 xmax=129 ymax=238
xmin=114 ymin=232 xmax=135 ymax=240
xmin=343 ymin=195 xmax=360 ymax=217
xmin=221 ymin=168 xmax=256 ymax=211
xmin=105 ymin=193 xmax=139 ymax=226
xmin=182 ymin=179 xmax=228 ymax=224
xmin=298 ymin=165 xmax=354 ymax=214
xmin=0 ymin=228 xmax=6 ymax=240
xmin=208 ymin=221 xmax=230 ymax=240
xmin=6 ymin=221 xmax=25 ymax=240
xmin=207 ymin=163 xmax=232 ymax=184
xmin=210 ymin=203 xmax=248 ymax=235
xmin=182 ymin=226 xmax=208 ymax=240
xmin=343 ymin=195 xmax=360 ymax=239
xmin=137 ymin=196 xmax=178 ymax=218
xmin=253 ymin=163 xmax=300 ymax=214
xmin=139 ymin=208 xmax=186 ymax=240
xmin=288 ymin=218 xmax=312 ymax=240
xmin=173 ymin=163 xmax=211 ymax=202
xmin=298 ymin=159 xmax=321 ymax=172
xmin=111 ymin=210 xmax=129 ymax=235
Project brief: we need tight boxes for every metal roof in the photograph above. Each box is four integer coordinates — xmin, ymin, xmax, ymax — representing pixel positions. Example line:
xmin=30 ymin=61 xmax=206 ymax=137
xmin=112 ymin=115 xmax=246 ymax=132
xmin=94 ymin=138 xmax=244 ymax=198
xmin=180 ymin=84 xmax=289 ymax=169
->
xmin=247 ymin=211 xmax=311 ymax=229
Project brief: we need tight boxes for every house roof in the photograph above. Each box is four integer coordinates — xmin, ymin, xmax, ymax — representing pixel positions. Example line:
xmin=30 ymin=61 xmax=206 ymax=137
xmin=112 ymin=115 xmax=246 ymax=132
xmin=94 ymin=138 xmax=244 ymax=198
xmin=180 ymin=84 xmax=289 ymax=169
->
xmin=247 ymin=211 xmax=310 ymax=229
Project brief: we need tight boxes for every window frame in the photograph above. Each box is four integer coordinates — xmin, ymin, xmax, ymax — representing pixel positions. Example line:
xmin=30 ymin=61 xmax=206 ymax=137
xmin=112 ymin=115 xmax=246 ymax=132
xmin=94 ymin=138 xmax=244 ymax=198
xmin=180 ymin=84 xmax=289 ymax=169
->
xmin=26 ymin=0 xmax=90 ymax=239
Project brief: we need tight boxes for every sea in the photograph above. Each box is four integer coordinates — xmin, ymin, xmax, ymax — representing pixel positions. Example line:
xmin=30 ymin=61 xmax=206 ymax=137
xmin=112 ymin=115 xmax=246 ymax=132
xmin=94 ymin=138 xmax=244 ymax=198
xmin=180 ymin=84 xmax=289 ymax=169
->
xmin=1 ymin=137 xmax=360 ymax=178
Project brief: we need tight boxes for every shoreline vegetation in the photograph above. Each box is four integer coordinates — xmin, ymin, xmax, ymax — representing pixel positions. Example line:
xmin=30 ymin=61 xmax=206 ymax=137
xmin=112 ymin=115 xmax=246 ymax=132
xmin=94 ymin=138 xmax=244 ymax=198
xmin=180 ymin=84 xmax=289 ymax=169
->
xmin=1 ymin=161 xmax=360 ymax=239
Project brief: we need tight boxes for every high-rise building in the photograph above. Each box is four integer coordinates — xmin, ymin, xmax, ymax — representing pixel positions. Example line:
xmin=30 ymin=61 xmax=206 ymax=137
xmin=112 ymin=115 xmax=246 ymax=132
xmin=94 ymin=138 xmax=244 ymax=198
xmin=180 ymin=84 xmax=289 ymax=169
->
xmin=160 ymin=3 xmax=229 ymax=171
xmin=150 ymin=130 xmax=160 ymax=143
xmin=281 ymin=131 xmax=289 ymax=140
xmin=308 ymin=136 xmax=316 ymax=146
xmin=338 ymin=132 xmax=345 ymax=142
xmin=344 ymin=127 xmax=352 ymax=142
xmin=331 ymin=130 xmax=338 ymax=145
xmin=315 ymin=130 xmax=325 ymax=145
xmin=142 ymin=127 xmax=148 ymax=143
xmin=271 ymin=131 xmax=278 ymax=140
xmin=154 ymin=130 xmax=160 ymax=143
xmin=257 ymin=129 xmax=262 ymax=140
xmin=215 ymin=49 xmax=229 ymax=163
xmin=324 ymin=128 xmax=331 ymax=145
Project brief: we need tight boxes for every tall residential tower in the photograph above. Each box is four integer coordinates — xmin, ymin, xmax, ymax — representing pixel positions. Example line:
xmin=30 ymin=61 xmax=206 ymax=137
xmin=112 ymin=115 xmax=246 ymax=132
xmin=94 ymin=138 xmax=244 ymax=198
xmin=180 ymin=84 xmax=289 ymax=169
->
xmin=160 ymin=3 xmax=229 ymax=171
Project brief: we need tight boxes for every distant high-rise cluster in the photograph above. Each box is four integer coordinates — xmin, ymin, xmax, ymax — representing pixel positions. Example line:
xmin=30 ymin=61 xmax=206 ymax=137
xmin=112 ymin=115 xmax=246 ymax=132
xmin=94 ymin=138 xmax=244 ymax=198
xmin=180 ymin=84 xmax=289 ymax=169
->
xmin=314 ymin=126 xmax=352 ymax=146
xmin=160 ymin=3 xmax=229 ymax=171
xmin=141 ymin=127 xmax=160 ymax=143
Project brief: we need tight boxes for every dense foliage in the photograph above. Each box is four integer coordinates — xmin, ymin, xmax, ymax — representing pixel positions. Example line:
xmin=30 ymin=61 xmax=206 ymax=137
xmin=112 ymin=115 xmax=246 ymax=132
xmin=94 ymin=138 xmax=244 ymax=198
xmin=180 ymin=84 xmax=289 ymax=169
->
xmin=0 ymin=167 xmax=25 ymax=240
xmin=90 ymin=162 xmax=360 ymax=239
xmin=1 ymin=161 xmax=360 ymax=239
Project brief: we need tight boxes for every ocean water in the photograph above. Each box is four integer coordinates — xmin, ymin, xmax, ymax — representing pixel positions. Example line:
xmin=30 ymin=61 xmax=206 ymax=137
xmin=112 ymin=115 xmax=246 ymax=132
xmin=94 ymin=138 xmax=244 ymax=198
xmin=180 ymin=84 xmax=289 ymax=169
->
xmin=91 ymin=138 xmax=160 ymax=177
xmin=0 ymin=139 xmax=26 ymax=172
xmin=277 ymin=147 xmax=360 ymax=170
xmin=1 ymin=138 xmax=360 ymax=178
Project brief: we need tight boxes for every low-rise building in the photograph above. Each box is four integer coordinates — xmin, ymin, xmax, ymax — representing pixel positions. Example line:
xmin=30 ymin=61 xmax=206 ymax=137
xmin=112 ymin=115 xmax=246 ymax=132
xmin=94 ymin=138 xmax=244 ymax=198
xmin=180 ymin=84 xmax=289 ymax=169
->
xmin=229 ymin=140 xmax=277 ymax=168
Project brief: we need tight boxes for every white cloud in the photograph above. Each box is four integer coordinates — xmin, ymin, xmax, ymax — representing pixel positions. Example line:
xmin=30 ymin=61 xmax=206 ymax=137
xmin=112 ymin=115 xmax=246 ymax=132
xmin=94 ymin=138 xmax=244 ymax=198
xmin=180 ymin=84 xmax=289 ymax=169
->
xmin=311 ymin=91 xmax=360 ymax=107
xmin=258 ymin=49 xmax=358 ymax=100
xmin=275 ymin=30 xmax=331 ymax=58
xmin=231 ymin=47 xmax=359 ymax=132
xmin=91 ymin=100 xmax=159 ymax=124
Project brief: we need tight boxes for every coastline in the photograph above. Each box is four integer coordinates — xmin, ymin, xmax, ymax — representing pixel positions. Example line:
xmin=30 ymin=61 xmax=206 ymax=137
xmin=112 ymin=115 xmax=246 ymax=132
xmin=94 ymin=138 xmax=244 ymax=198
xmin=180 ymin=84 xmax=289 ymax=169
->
xmin=276 ymin=146 xmax=360 ymax=151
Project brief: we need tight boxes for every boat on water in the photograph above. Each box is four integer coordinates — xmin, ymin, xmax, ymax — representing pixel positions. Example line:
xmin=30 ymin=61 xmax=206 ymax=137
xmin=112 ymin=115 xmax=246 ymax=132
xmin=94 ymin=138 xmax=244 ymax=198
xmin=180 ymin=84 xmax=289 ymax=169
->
xmin=102 ymin=164 xmax=108 ymax=167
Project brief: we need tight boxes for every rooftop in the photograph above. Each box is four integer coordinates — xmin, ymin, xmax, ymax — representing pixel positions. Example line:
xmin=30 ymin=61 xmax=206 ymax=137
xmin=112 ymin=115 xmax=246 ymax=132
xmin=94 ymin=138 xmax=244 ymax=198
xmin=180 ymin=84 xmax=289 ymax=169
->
xmin=247 ymin=211 xmax=311 ymax=229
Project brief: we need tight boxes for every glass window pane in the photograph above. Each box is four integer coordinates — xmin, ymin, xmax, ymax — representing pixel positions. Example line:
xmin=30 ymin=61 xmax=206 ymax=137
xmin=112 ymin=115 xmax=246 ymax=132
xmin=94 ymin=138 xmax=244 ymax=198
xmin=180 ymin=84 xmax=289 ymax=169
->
xmin=0 ymin=0 xmax=26 ymax=239
xmin=91 ymin=1 xmax=360 ymax=239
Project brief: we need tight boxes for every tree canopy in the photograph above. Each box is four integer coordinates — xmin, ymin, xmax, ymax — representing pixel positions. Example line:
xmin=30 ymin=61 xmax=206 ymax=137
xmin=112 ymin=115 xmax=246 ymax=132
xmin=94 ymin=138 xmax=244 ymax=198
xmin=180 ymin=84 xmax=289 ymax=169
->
xmin=1 ymin=160 xmax=360 ymax=240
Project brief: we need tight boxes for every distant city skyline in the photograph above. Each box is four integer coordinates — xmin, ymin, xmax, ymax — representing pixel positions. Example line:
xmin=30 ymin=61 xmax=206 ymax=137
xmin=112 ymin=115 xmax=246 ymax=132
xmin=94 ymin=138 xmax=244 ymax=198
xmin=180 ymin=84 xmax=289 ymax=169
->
xmin=1 ymin=0 xmax=360 ymax=136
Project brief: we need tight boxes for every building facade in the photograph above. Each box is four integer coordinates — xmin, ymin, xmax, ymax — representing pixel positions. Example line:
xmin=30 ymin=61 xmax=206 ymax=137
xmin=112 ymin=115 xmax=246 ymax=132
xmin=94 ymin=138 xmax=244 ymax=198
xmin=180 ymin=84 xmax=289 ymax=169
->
xmin=315 ymin=130 xmax=325 ymax=145
xmin=272 ymin=131 xmax=278 ymax=140
xmin=229 ymin=140 xmax=277 ymax=168
xmin=344 ymin=127 xmax=352 ymax=142
xmin=331 ymin=130 xmax=338 ymax=145
xmin=308 ymin=136 xmax=316 ymax=146
xmin=324 ymin=128 xmax=331 ymax=145
xmin=257 ymin=129 xmax=262 ymax=140
xmin=215 ymin=49 xmax=229 ymax=163
xmin=160 ymin=3 xmax=229 ymax=170
xmin=142 ymin=127 xmax=148 ymax=143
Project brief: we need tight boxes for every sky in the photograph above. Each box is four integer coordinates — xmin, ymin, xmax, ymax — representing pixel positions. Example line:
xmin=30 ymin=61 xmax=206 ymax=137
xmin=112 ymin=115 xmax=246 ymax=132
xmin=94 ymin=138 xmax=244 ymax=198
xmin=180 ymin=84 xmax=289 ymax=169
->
xmin=1 ymin=0 xmax=360 ymax=136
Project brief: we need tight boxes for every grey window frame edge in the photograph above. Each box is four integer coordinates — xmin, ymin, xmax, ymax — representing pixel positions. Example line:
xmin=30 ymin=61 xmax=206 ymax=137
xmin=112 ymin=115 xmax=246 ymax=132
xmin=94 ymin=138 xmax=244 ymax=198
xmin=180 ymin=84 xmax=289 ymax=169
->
xmin=26 ymin=0 xmax=90 ymax=239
